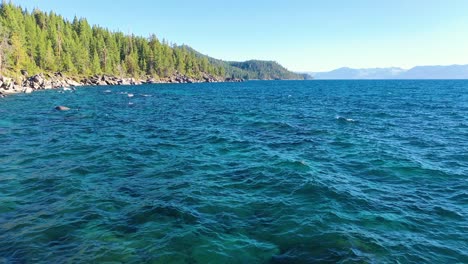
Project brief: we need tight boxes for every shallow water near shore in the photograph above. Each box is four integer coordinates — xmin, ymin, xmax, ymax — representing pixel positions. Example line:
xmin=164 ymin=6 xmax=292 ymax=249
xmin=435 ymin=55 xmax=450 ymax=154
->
xmin=0 ymin=80 xmax=467 ymax=263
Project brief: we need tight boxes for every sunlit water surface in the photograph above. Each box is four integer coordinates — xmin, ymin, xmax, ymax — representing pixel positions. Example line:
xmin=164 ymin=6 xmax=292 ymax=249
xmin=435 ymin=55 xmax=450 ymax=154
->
xmin=0 ymin=80 xmax=467 ymax=263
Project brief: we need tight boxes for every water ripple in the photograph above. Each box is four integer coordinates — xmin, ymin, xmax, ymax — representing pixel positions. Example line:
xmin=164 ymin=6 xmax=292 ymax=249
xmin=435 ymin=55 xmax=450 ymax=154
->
xmin=0 ymin=81 xmax=467 ymax=263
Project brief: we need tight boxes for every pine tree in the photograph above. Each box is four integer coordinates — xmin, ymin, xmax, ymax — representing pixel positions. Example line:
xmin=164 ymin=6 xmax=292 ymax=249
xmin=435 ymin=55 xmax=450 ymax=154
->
xmin=91 ymin=48 xmax=101 ymax=74
xmin=0 ymin=21 xmax=10 ymax=72
xmin=43 ymin=41 xmax=56 ymax=72
xmin=0 ymin=2 xmax=235 ymax=79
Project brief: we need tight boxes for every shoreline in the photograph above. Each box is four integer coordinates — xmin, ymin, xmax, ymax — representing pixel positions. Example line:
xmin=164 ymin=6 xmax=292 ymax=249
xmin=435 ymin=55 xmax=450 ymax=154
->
xmin=0 ymin=72 xmax=244 ymax=98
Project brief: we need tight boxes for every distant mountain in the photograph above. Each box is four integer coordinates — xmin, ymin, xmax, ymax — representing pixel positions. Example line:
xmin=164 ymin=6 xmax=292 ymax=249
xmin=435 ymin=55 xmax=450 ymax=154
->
xmin=399 ymin=65 xmax=468 ymax=79
xmin=309 ymin=65 xmax=468 ymax=79
xmin=309 ymin=67 xmax=405 ymax=79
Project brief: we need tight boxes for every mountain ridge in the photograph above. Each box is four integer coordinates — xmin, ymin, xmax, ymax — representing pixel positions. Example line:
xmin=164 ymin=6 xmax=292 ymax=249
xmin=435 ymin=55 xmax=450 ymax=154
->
xmin=179 ymin=45 xmax=306 ymax=80
xmin=307 ymin=65 xmax=468 ymax=79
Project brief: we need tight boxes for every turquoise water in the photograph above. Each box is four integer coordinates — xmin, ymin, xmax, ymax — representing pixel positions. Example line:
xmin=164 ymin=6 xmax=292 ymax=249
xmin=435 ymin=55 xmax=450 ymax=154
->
xmin=0 ymin=80 xmax=467 ymax=263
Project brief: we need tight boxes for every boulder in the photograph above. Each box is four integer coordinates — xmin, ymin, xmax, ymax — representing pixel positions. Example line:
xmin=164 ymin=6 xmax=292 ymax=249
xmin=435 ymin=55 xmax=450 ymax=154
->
xmin=146 ymin=78 xmax=158 ymax=84
xmin=23 ymin=87 xmax=33 ymax=94
xmin=225 ymin=77 xmax=244 ymax=82
xmin=1 ymin=89 xmax=16 ymax=95
xmin=32 ymin=82 xmax=41 ymax=89
xmin=52 ymin=81 xmax=61 ymax=88
xmin=1 ymin=85 xmax=21 ymax=94
xmin=89 ymin=76 xmax=101 ymax=85
xmin=55 ymin=106 xmax=70 ymax=111
xmin=43 ymin=81 xmax=53 ymax=89
xmin=120 ymin=78 xmax=131 ymax=85
xmin=13 ymin=85 xmax=22 ymax=92
xmin=105 ymin=79 xmax=118 ymax=85
xmin=66 ymin=79 xmax=81 ymax=87
xmin=80 ymin=77 xmax=91 ymax=86
xmin=102 ymin=75 xmax=118 ymax=85
xmin=2 ymin=77 xmax=12 ymax=88
xmin=21 ymin=69 xmax=29 ymax=77
xmin=31 ymin=74 xmax=44 ymax=84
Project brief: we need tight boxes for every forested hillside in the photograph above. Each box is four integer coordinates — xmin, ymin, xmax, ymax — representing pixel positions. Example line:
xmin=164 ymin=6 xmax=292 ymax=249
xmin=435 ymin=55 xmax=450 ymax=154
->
xmin=180 ymin=46 xmax=306 ymax=80
xmin=0 ymin=2 xmax=303 ymax=81
xmin=227 ymin=60 xmax=305 ymax=80
xmin=0 ymin=2 xmax=226 ymax=79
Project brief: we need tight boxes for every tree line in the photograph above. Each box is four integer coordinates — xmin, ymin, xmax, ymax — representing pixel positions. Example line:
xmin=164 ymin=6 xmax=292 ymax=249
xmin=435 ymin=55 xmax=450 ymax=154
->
xmin=0 ymin=2 xmax=225 ymax=79
xmin=0 ymin=2 xmax=306 ymax=81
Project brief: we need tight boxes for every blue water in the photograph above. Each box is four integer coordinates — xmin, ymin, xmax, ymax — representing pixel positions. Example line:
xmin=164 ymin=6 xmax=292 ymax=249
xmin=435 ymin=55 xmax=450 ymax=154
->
xmin=0 ymin=80 xmax=467 ymax=263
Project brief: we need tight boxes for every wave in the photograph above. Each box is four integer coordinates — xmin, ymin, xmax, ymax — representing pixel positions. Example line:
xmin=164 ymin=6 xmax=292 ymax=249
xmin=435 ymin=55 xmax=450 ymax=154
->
xmin=335 ymin=115 xmax=356 ymax=122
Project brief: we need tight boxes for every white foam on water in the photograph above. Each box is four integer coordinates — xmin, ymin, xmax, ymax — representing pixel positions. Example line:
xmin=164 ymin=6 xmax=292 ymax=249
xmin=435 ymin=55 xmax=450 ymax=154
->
xmin=336 ymin=116 xmax=356 ymax=122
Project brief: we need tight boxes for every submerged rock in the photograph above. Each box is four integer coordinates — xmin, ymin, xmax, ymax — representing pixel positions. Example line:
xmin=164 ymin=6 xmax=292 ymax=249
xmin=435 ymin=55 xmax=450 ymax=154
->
xmin=55 ymin=106 xmax=71 ymax=111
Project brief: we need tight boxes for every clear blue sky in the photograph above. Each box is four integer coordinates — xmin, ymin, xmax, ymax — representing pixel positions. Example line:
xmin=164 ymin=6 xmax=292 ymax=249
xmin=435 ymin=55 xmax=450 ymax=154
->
xmin=12 ymin=0 xmax=468 ymax=72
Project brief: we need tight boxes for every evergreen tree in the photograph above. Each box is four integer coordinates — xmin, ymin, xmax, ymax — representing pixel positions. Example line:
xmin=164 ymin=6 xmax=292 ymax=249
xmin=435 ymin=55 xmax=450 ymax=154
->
xmin=0 ymin=2 xmax=303 ymax=80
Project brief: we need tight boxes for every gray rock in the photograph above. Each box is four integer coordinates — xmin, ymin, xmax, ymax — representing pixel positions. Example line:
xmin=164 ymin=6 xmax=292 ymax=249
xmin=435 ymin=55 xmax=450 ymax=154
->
xmin=120 ymin=78 xmax=131 ymax=85
xmin=225 ymin=77 xmax=244 ymax=82
xmin=101 ymin=75 xmax=119 ymax=85
xmin=43 ymin=81 xmax=53 ymax=89
xmin=2 ymin=77 xmax=12 ymax=88
xmin=66 ymin=79 xmax=81 ymax=87
xmin=31 ymin=74 xmax=44 ymax=84
xmin=32 ymin=82 xmax=41 ymax=89
xmin=23 ymin=87 xmax=33 ymax=94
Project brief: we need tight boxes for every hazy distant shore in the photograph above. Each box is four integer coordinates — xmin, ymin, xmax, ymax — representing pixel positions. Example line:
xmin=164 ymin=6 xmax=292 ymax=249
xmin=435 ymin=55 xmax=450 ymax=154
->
xmin=306 ymin=65 xmax=468 ymax=80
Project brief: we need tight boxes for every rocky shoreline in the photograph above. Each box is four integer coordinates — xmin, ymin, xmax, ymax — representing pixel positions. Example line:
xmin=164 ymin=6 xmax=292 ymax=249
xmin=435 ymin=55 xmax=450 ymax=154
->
xmin=0 ymin=72 xmax=243 ymax=97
